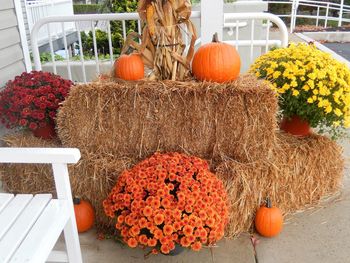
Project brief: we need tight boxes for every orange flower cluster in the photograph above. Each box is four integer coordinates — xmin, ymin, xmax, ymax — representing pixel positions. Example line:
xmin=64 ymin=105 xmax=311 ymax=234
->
xmin=103 ymin=152 xmax=229 ymax=254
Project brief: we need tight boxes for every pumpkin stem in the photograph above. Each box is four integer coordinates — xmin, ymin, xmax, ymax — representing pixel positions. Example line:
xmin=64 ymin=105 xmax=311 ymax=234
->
xmin=212 ymin=32 xmax=219 ymax=43
xmin=73 ymin=197 xmax=81 ymax=205
xmin=266 ymin=197 xmax=272 ymax=208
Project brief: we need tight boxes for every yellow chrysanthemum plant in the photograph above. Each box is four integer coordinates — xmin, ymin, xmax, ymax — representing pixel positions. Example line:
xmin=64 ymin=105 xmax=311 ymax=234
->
xmin=250 ymin=43 xmax=350 ymax=138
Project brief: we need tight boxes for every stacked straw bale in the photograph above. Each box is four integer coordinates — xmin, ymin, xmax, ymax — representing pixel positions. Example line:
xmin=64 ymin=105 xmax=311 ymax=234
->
xmin=57 ymin=75 xmax=277 ymax=163
xmin=0 ymin=75 xmax=344 ymax=237
xmin=216 ymin=132 xmax=344 ymax=237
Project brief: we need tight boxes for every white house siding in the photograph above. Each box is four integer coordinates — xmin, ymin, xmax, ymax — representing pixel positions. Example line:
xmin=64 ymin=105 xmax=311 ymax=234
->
xmin=0 ymin=0 xmax=26 ymax=88
xmin=0 ymin=0 xmax=29 ymax=139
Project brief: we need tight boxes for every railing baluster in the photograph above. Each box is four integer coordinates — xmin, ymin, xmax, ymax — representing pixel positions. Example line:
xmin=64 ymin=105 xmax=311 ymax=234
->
xmin=137 ymin=20 xmax=142 ymax=43
xmin=122 ymin=20 xmax=127 ymax=40
xmin=76 ymin=22 xmax=86 ymax=83
xmin=91 ymin=21 xmax=100 ymax=76
xmin=290 ymin=0 xmax=295 ymax=33
xmin=61 ymin=22 xmax=72 ymax=81
xmin=316 ymin=6 xmax=320 ymax=26
xmin=184 ymin=24 xmax=189 ymax=46
xmin=107 ymin=21 xmax=114 ymax=66
xmin=339 ymin=0 xmax=344 ymax=26
xmin=325 ymin=3 xmax=329 ymax=27
xmin=47 ymin=23 xmax=57 ymax=74
xmin=235 ymin=19 xmax=239 ymax=51
xmin=265 ymin=19 xmax=270 ymax=53
xmin=250 ymin=19 xmax=255 ymax=64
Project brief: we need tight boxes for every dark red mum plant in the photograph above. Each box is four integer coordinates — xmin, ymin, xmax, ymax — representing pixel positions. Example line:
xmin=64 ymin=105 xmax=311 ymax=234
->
xmin=0 ymin=71 xmax=73 ymax=130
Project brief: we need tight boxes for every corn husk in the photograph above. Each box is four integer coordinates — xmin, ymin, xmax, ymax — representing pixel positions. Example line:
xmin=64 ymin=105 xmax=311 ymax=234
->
xmin=117 ymin=0 xmax=196 ymax=81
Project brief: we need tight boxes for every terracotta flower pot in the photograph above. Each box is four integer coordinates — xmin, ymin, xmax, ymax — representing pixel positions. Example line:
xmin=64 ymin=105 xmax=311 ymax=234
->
xmin=32 ymin=122 xmax=57 ymax=140
xmin=280 ymin=115 xmax=311 ymax=137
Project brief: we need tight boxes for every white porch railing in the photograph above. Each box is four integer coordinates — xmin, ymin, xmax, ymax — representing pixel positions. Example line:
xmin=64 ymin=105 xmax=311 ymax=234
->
xmin=31 ymin=12 xmax=200 ymax=82
xmin=224 ymin=12 xmax=288 ymax=65
xmin=25 ymin=0 xmax=75 ymax=45
xmin=31 ymin=12 xmax=288 ymax=82
xmin=266 ymin=0 xmax=350 ymax=32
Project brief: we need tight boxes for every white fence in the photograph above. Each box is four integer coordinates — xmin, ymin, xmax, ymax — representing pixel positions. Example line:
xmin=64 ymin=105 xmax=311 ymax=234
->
xmin=25 ymin=0 xmax=75 ymax=45
xmin=266 ymin=0 xmax=350 ymax=32
xmin=31 ymin=12 xmax=288 ymax=82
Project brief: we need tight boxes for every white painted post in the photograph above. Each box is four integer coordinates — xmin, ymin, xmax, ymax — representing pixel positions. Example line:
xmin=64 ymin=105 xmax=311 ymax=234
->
xmin=316 ymin=6 xmax=320 ymax=26
xmin=200 ymin=0 xmax=223 ymax=44
xmin=339 ymin=0 xmax=344 ymax=27
xmin=14 ymin=0 xmax=32 ymax=72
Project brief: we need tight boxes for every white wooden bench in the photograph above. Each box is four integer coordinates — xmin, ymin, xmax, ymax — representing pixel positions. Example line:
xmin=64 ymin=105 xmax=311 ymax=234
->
xmin=0 ymin=148 xmax=83 ymax=263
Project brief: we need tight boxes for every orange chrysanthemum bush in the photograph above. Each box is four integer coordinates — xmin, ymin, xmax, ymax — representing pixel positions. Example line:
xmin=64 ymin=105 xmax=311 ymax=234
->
xmin=103 ymin=152 xmax=229 ymax=254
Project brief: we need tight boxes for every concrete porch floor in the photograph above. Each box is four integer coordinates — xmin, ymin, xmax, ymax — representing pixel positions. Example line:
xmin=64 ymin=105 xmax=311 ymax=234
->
xmin=64 ymin=233 xmax=256 ymax=263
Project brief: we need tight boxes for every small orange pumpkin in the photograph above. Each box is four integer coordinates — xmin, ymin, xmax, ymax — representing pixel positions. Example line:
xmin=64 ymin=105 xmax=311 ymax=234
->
xmin=255 ymin=197 xmax=283 ymax=237
xmin=114 ymin=53 xmax=144 ymax=80
xmin=73 ymin=197 xmax=95 ymax=233
xmin=192 ymin=33 xmax=241 ymax=83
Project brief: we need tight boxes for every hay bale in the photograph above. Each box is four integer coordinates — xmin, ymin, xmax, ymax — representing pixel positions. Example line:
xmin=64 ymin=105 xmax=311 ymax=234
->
xmin=57 ymin=74 xmax=277 ymax=162
xmin=0 ymin=132 xmax=60 ymax=194
xmin=0 ymin=132 xmax=136 ymax=229
xmin=216 ymin=132 xmax=344 ymax=238
xmin=70 ymin=151 xmax=136 ymax=229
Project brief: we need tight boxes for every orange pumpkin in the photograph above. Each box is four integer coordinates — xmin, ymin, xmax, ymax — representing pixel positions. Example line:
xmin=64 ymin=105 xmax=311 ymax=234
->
xmin=114 ymin=53 xmax=144 ymax=80
xmin=255 ymin=197 xmax=283 ymax=237
xmin=73 ymin=197 xmax=95 ymax=233
xmin=192 ymin=33 xmax=241 ymax=83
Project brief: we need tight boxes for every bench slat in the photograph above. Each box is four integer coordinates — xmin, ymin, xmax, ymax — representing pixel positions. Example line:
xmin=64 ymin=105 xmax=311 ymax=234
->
xmin=0 ymin=193 xmax=14 ymax=213
xmin=9 ymin=199 xmax=70 ymax=263
xmin=0 ymin=194 xmax=33 ymax=239
xmin=0 ymin=194 xmax=52 ymax=263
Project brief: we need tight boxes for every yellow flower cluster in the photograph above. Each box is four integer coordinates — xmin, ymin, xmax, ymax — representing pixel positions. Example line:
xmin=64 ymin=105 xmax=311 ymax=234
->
xmin=250 ymin=43 xmax=350 ymax=129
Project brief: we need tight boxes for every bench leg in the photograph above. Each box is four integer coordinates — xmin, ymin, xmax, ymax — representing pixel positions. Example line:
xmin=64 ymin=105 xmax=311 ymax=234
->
xmin=52 ymin=163 xmax=83 ymax=263
xmin=64 ymin=217 xmax=83 ymax=263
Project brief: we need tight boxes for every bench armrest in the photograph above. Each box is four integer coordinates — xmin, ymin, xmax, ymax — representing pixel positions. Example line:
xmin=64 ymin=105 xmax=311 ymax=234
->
xmin=0 ymin=148 xmax=81 ymax=164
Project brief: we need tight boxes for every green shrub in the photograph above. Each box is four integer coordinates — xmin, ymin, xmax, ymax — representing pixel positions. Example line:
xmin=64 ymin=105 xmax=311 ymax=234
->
xmin=73 ymin=4 xmax=103 ymax=14
xmin=79 ymin=0 xmax=138 ymax=57
xmin=30 ymin=52 xmax=64 ymax=63
xmin=79 ymin=29 xmax=123 ymax=56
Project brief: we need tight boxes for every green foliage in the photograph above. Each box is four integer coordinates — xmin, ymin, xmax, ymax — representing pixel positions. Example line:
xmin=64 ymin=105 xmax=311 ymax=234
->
xmin=80 ymin=0 xmax=138 ymax=56
xmin=37 ymin=51 xmax=116 ymax=64
xmin=71 ymin=53 xmax=116 ymax=61
xmin=79 ymin=29 xmax=123 ymax=57
xmin=73 ymin=4 xmax=102 ymax=14
xmin=30 ymin=52 xmax=64 ymax=63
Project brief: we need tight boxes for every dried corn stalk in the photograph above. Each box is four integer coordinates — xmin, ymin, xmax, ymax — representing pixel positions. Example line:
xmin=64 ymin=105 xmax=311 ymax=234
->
xmin=121 ymin=0 xmax=197 ymax=81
